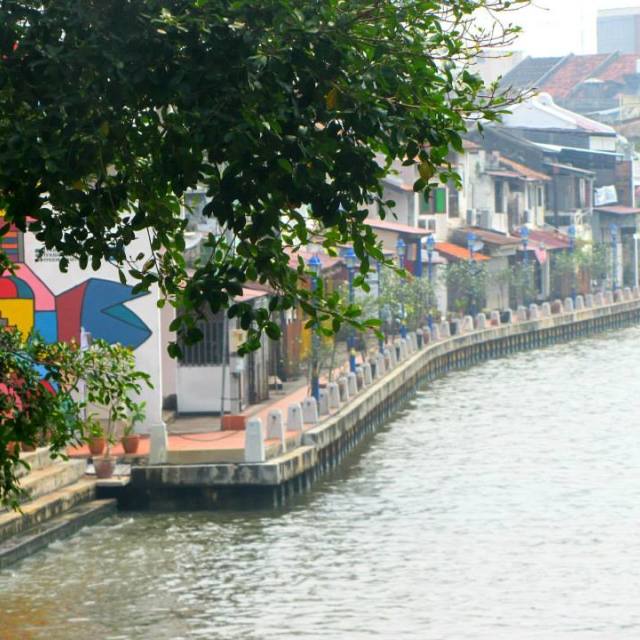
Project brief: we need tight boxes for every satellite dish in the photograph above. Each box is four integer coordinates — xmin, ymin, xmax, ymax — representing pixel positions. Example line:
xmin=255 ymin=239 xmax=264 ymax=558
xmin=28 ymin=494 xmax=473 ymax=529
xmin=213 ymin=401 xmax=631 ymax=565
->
xmin=472 ymin=240 xmax=484 ymax=252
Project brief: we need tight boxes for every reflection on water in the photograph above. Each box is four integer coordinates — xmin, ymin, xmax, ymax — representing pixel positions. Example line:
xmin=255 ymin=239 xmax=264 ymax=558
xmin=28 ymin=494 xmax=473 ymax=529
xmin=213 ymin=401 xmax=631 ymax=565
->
xmin=3 ymin=328 xmax=640 ymax=639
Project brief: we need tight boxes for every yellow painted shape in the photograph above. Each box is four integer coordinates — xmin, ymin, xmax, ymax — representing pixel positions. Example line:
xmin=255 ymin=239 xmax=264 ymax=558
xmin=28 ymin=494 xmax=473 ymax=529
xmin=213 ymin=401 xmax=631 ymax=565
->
xmin=0 ymin=299 xmax=34 ymax=337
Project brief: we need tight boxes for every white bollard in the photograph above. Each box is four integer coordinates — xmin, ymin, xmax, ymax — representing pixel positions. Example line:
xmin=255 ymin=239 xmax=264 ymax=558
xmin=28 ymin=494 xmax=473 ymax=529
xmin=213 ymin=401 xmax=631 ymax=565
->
xmin=400 ymin=338 xmax=409 ymax=359
xmin=528 ymin=304 xmax=540 ymax=320
xmin=575 ymin=295 xmax=585 ymax=311
xmin=624 ymin=287 xmax=632 ymax=301
xmin=302 ymin=397 xmax=319 ymax=424
xmin=563 ymin=297 xmax=574 ymax=313
xmin=584 ymin=294 xmax=594 ymax=308
xmin=338 ymin=376 xmax=350 ymax=403
xmin=386 ymin=346 xmax=397 ymax=367
xmin=604 ymin=291 xmax=614 ymax=305
xmin=541 ymin=302 xmax=552 ymax=318
xmin=430 ymin=325 xmax=440 ymax=341
xmin=516 ymin=305 xmax=528 ymax=322
xmin=149 ymin=423 xmax=168 ymax=465
xmin=347 ymin=372 xmax=358 ymax=396
xmin=463 ymin=315 xmax=474 ymax=332
xmin=376 ymin=353 xmax=386 ymax=376
xmin=362 ymin=362 xmax=373 ymax=386
xmin=244 ymin=418 xmax=266 ymax=463
xmin=633 ymin=287 xmax=640 ymax=300
xmin=318 ymin=389 xmax=330 ymax=416
xmin=490 ymin=310 xmax=501 ymax=326
xmin=266 ymin=410 xmax=286 ymax=449
xmin=475 ymin=313 xmax=487 ymax=330
xmin=594 ymin=292 xmax=605 ymax=306
xmin=355 ymin=366 xmax=365 ymax=390
xmin=440 ymin=320 xmax=451 ymax=338
xmin=287 ymin=403 xmax=304 ymax=432
xmin=327 ymin=382 xmax=340 ymax=409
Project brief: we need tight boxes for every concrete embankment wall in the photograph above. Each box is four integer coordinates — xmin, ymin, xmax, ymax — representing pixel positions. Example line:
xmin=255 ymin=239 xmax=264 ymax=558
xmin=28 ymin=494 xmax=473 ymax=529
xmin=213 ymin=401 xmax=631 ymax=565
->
xmin=130 ymin=296 xmax=640 ymax=509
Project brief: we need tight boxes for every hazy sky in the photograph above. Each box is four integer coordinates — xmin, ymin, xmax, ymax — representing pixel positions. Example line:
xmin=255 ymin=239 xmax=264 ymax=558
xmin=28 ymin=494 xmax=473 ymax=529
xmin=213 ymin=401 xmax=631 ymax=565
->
xmin=511 ymin=0 xmax=640 ymax=56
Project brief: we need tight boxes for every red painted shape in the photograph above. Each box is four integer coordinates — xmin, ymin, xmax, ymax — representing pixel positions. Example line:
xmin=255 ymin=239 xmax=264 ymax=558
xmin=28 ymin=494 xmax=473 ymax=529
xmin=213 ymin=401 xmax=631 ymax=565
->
xmin=0 ymin=279 xmax=17 ymax=297
xmin=56 ymin=282 xmax=87 ymax=343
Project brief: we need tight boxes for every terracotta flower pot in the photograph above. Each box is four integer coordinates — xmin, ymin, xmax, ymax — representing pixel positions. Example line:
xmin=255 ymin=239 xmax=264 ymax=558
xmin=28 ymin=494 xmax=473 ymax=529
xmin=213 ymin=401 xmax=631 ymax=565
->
xmin=93 ymin=456 xmax=115 ymax=479
xmin=88 ymin=436 xmax=106 ymax=456
xmin=121 ymin=434 xmax=140 ymax=455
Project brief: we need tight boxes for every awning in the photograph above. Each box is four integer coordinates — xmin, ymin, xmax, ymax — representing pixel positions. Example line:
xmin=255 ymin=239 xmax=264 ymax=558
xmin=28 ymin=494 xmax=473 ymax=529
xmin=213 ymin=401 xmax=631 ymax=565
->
xmin=366 ymin=218 xmax=432 ymax=237
xmin=435 ymin=242 xmax=490 ymax=262
xmin=594 ymin=205 xmax=640 ymax=216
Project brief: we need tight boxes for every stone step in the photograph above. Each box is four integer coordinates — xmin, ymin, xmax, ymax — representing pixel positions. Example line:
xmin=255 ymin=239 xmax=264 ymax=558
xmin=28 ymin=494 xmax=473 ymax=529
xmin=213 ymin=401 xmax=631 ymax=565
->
xmin=16 ymin=447 xmax=64 ymax=478
xmin=16 ymin=459 xmax=87 ymax=503
xmin=0 ymin=498 xmax=117 ymax=570
xmin=0 ymin=478 xmax=97 ymax=543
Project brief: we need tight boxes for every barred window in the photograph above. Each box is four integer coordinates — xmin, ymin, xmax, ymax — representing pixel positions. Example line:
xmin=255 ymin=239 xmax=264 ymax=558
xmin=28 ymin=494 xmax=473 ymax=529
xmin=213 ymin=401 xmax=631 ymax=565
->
xmin=179 ymin=312 xmax=227 ymax=366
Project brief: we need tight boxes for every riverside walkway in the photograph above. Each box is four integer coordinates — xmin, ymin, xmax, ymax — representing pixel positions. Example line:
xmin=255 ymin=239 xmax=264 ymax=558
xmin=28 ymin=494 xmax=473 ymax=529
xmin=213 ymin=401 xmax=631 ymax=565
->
xmin=126 ymin=288 xmax=640 ymax=509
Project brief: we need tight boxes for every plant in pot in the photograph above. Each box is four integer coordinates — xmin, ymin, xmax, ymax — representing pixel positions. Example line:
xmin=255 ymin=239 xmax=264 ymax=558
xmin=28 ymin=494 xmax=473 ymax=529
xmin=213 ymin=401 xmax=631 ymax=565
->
xmin=87 ymin=416 xmax=106 ymax=456
xmin=121 ymin=401 xmax=146 ymax=455
xmin=81 ymin=341 xmax=152 ymax=479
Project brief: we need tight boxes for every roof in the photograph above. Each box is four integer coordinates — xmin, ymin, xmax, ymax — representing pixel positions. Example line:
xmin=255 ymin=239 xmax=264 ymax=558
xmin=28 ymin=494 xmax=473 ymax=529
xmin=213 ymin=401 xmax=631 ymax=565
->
xmin=513 ymin=228 xmax=572 ymax=250
xmin=435 ymin=242 xmax=490 ymax=262
xmin=501 ymin=56 xmax=564 ymax=90
xmin=535 ymin=142 xmax=621 ymax=158
xmin=540 ymin=54 xmax=612 ymax=99
xmin=594 ymin=205 xmax=640 ymax=215
xmin=486 ymin=170 xmax=522 ymax=179
xmin=499 ymin=157 xmax=551 ymax=182
xmin=460 ymin=227 xmax=521 ymax=247
xmin=504 ymin=95 xmax=617 ymax=135
xmin=287 ymin=248 xmax=345 ymax=272
xmin=366 ymin=218 xmax=431 ymax=237
xmin=237 ymin=287 xmax=269 ymax=302
xmin=545 ymin=161 xmax=595 ymax=177
xmin=598 ymin=53 xmax=639 ymax=83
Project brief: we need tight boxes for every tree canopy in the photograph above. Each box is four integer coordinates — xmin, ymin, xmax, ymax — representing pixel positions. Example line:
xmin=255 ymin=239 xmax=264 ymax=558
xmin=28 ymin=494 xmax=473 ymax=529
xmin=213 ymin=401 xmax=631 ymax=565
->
xmin=0 ymin=0 xmax=527 ymax=351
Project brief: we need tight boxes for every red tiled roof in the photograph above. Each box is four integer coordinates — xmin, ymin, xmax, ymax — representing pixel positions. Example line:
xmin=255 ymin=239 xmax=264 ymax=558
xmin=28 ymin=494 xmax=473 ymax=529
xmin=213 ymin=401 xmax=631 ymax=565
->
xmin=597 ymin=53 xmax=639 ymax=83
xmin=540 ymin=54 xmax=611 ymax=99
xmin=513 ymin=228 xmax=571 ymax=250
xmin=435 ymin=242 xmax=490 ymax=262
xmin=366 ymin=218 xmax=431 ymax=236
xmin=500 ymin=157 xmax=551 ymax=182
xmin=594 ymin=205 xmax=640 ymax=215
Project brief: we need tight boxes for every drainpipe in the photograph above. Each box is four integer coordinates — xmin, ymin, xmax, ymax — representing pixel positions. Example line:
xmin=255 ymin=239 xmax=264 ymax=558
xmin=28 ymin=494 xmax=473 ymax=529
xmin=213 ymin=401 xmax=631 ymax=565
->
xmin=553 ymin=165 xmax=560 ymax=229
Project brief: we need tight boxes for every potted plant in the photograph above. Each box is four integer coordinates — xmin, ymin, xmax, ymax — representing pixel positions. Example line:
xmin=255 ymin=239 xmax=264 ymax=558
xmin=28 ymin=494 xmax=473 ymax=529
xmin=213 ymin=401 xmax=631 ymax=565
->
xmin=87 ymin=417 xmax=106 ymax=456
xmin=121 ymin=401 xmax=146 ymax=455
xmin=81 ymin=341 xmax=152 ymax=479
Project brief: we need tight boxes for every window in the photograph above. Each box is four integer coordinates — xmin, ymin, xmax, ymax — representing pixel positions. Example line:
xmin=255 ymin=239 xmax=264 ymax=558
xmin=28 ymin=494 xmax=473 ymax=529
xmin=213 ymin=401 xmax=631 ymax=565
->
xmin=494 ymin=181 xmax=504 ymax=213
xmin=179 ymin=312 xmax=227 ymax=366
xmin=537 ymin=186 xmax=544 ymax=207
xmin=448 ymin=183 xmax=460 ymax=218
xmin=420 ymin=187 xmax=447 ymax=215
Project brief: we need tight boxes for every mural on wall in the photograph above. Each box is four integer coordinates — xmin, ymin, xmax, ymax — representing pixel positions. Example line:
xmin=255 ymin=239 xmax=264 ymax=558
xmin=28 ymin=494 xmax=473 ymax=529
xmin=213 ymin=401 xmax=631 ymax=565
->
xmin=0 ymin=225 xmax=151 ymax=348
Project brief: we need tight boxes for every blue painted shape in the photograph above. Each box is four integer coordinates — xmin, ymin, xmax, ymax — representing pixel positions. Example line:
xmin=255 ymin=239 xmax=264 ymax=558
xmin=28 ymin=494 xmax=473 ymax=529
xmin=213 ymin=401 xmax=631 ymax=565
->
xmin=80 ymin=279 xmax=151 ymax=349
xmin=34 ymin=311 xmax=58 ymax=342
xmin=9 ymin=276 xmax=34 ymax=299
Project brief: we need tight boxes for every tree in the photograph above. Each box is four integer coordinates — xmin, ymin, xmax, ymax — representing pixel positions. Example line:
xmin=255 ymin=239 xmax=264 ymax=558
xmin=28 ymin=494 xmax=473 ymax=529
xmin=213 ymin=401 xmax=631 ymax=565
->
xmin=445 ymin=261 xmax=488 ymax=315
xmin=500 ymin=262 xmax=537 ymax=307
xmin=0 ymin=0 xmax=528 ymax=354
xmin=371 ymin=269 xmax=437 ymax=333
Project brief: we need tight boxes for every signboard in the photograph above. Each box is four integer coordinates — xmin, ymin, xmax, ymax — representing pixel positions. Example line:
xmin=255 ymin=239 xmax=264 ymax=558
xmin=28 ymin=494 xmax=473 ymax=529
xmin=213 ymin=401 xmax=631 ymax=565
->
xmin=594 ymin=185 xmax=618 ymax=207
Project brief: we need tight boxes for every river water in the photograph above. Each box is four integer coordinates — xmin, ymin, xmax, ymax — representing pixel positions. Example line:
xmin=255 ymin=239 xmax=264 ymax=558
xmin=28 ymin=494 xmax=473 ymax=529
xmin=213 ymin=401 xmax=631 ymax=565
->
xmin=3 ymin=327 xmax=640 ymax=639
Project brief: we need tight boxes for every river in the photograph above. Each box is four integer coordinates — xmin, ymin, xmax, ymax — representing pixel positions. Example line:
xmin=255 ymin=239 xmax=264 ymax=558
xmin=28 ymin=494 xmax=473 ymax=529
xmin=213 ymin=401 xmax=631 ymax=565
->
xmin=2 ymin=327 xmax=640 ymax=639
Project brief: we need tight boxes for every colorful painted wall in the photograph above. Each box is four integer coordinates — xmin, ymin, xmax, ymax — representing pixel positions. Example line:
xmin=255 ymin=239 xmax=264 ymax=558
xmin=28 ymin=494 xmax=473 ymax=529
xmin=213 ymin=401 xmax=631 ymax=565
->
xmin=0 ymin=224 xmax=164 ymax=431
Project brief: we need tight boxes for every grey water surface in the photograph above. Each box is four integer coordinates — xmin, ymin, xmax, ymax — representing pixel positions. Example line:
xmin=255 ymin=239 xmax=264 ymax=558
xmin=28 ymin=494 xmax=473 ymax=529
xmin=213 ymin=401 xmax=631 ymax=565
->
xmin=2 ymin=327 xmax=640 ymax=639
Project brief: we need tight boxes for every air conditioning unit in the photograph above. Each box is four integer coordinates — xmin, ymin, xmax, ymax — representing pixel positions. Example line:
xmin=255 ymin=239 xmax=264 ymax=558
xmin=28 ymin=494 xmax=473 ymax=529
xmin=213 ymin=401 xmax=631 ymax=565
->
xmin=478 ymin=208 xmax=493 ymax=229
xmin=466 ymin=208 xmax=476 ymax=225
